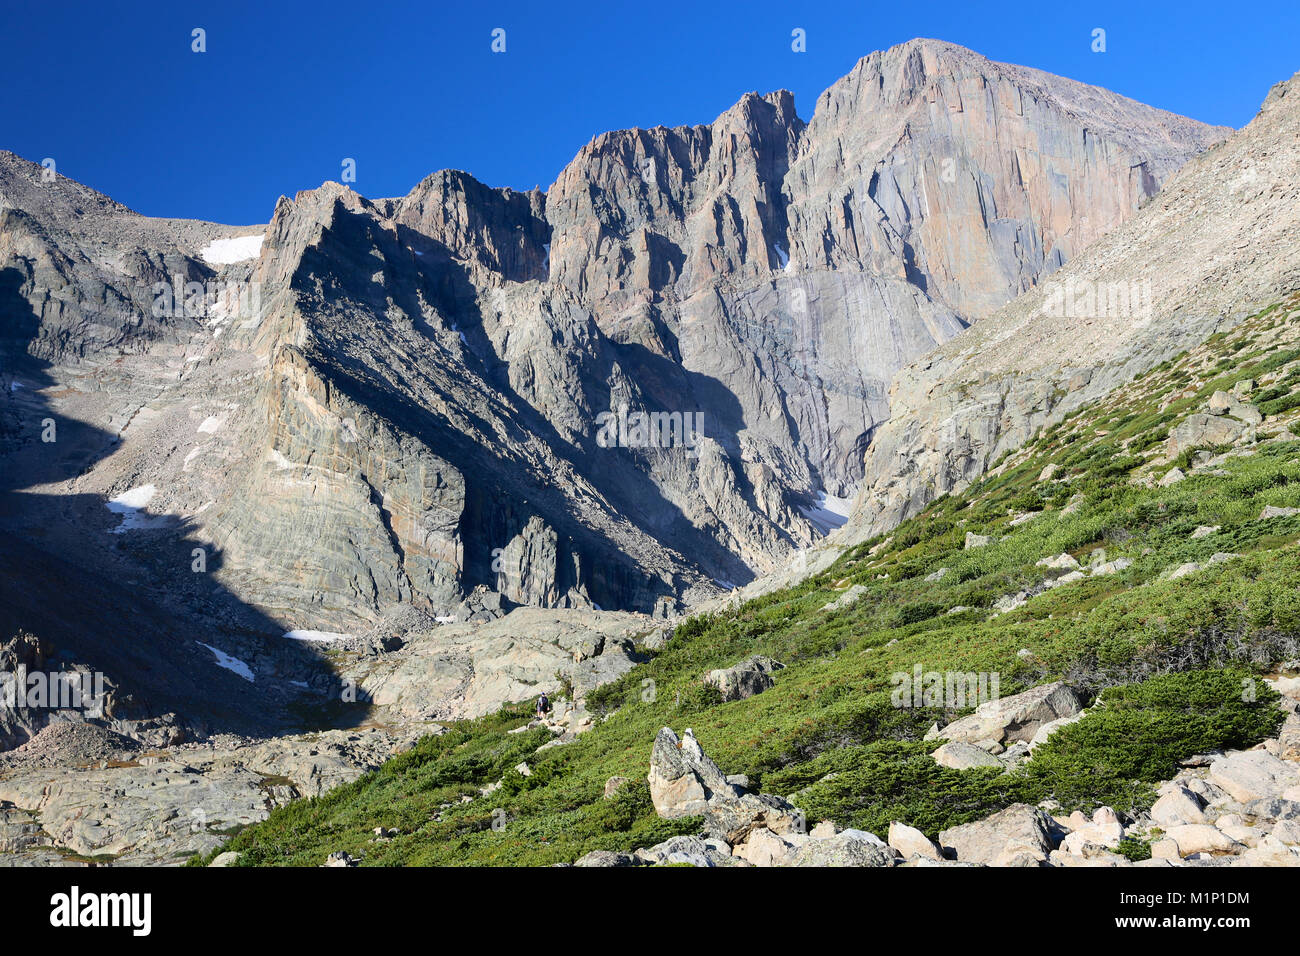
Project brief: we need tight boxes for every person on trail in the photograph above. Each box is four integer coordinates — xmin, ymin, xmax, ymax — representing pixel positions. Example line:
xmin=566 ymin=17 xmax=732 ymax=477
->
xmin=536 ymin=692 xmax=551 ymax=721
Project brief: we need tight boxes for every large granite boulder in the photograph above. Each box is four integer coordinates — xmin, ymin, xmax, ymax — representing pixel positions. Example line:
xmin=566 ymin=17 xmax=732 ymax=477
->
xmin=931 ymin=681 xmax=1082 ymax=748
xmin=939 ymin=804 xmax=1058 ymax=866
xmin=704 ymin=656 xmax=784 ymax=702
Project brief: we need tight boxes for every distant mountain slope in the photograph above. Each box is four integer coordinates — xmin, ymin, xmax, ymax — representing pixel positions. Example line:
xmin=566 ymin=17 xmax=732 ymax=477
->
xmin=0 ymin=39 xmax=1225 ymax=627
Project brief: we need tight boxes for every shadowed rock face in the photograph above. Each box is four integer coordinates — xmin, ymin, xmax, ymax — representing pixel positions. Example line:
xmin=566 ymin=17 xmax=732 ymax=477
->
xmin=0 ymin=38 xmax=1226 ymax=629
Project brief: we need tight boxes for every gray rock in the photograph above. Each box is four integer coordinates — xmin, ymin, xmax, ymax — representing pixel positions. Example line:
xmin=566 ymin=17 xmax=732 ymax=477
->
xmin=704 ymin=655 xmax=784 ymax=702
xmin=933 ymin=741 xmax=1004 ymax=770
xmin=1209 ymin=751 xmax=1300 ymax=802
xmin=934 ymin=681 xmax=1083 ymax=748
xmin=888 ymin=822 xmax=944 ymax=860
xmin=788 ymin=830 xmax=899 ymax=867
xmin=635 ymin=835 xmax=736 ymax=867
xmin=939 ymin=804 xmax=1057 ymax=866
xmin=1260 ymin=505 xmax=1300 ymax=520
xmin=574 ymin=849 xmax=640 ymax=867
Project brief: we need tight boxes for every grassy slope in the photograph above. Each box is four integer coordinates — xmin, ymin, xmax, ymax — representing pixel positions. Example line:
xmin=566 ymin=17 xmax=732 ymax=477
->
xmin=199 ymin=296 xmax=1300 ymax=866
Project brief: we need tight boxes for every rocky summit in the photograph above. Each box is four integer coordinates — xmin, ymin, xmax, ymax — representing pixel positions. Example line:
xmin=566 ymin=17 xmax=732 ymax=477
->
xmin=2 ymin=32 xmax=1298 ymax=872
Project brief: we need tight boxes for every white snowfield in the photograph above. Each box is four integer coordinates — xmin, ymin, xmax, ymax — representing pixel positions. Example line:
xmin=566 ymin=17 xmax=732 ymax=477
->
xmin=282 ymin=630 xmax=350 ymax=642
xmin=196 ymin=642 xmax=254 ymax=682
xmin=199 ymin=235 xmax=264 ymax=265
xmin=799 ymin=490 xmax=852 ymax=534
xmin=105 ymin=484 xmax=169 ymax=533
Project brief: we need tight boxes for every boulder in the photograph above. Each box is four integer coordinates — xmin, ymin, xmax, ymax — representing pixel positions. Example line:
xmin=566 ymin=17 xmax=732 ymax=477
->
xmin=647 ymin=726 xmax=734 ymax=818
xmin=1150 ymin=839 xmax=1182 ymax=861
xmin=1260 ymin=505 xmax=1300 ymax=520
xmin=1241 ymin=797 xmax=1300 ymax=823
xmin=1216 ymin=822 xmax=1262 ymax=847
xmin=732 ymin=827 xmax=806 ymax=867
xmin=1060 ymin=806 xmax=1124 ymax=853
xmin=1036 ymin=553 xmax=1080 ymax=571
xmin=1209 ymin=750 xmax=1300 ymax=803
xmin=574 ymin=850 xmax=640 ymax=867
xmin=603 ymin=776 xmax=629 ymax=799
xmin=939 ymin=804 xmax=1057 ymax=866
xmin=934 ymin=681 xmax=1083 ymax=747
xmin=646 ymin=727 xmax=802 ymax=845
xmin=1207 ymin=390 xmax=1233 ymax=415
xmin=1191 ymin=525 xmax=1220 ymax=538
xmin=705 ymin=792 xmax=803 ymax=845
xmin=964 ymin=532 xmax=991 ymax=549
xmin=1164 ymin=824 xmax=1244 ymax=857
xmin=1270 ymin=819 xmax=1300 ymax=845
xmin=1028 ymin=712 xmax=1086 ymax=749
xmin=933 ymin=741 xmax=1003 ymax=769
xmin=788 ymin=830 xmax=899 ymax=867
xmin=823 ymin=584 xmax=869 ymax=611
xmin=1166 ymin=413 xmax=1252 ymax=459
xmin=704 ymin=655 xmax=784 ymax=702
xmin=1150 ymin=785 xmax=1208 ymax=826
xmin=634 ymin=835 xmax=736 ymax=867
xmin=1050 ymin=845 xmax=1130 ymax=866
xmin=888 ymin=822 xmax=943 ymax=861
xmin=1092 ymin=557 xmax=1133 ymax=575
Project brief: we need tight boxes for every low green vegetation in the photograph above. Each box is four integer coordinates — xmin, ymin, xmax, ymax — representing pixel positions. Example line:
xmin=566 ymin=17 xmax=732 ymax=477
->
xmin=196 ymin=297 xmax=1300 ymax=866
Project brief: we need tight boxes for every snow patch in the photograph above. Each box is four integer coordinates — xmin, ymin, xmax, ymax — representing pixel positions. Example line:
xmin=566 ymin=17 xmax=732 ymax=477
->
xmin=267 ymin=448 xmax=295 ymax=470
xmin=200 ymin=235 xmax=264 ymax=265
xmin=105 ymin=484 xmax=169 ymax=533
xmin=197 ymin=416 xmax=222 ymax=434
xmin=799 ymin=491 xmax=852 ymax=534
xmin=283 ymin=630 xmax=350 ymax=643
xmin=196 ymin=642 xmax=254 ymax=682
xmin=773 ymin=244 xmax=791 ymax=270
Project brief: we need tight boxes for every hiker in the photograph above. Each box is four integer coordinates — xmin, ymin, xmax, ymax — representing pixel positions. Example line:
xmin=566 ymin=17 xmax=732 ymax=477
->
xmin=536 ymin=692 xmax=551 ymax=720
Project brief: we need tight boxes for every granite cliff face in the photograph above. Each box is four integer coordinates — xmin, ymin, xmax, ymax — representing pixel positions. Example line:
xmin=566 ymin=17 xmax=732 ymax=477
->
xmin=1 ymin=39 xmax=1225 ymax=640
xmin=838 ymin=69 xmax=1300 ymax=545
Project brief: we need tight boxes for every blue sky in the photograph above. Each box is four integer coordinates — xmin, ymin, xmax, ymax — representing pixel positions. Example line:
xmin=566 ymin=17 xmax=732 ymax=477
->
xmin=3 ymin=0 xmax=1296 ymax=225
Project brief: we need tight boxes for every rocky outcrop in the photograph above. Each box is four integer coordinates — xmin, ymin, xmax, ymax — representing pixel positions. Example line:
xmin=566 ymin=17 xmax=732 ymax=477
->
xmin=0 ymin=722 xmax=417 ymax=864
xmin=348 ymin=607 xmax=647 ymax=721
xmin=648 ymin=726 xmax=744 ymax=818
xmin=928 ymin=681 xmax=1082 ymax=750
xmin=704 ymin=655 xmax=783 ymax=701
xmin=647 ymin=727 xmax=803 ymax=845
